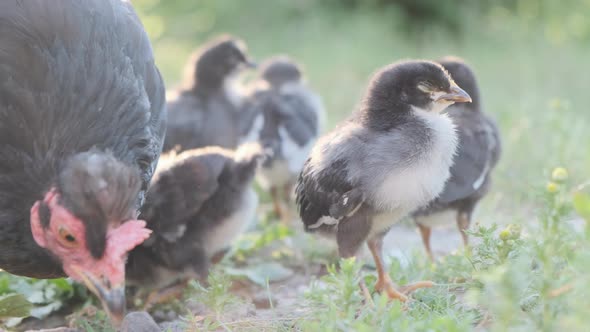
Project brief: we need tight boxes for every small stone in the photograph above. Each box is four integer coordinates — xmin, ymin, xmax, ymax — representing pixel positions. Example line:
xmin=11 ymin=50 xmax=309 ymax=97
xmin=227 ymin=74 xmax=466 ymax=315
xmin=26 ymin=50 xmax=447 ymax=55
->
xmin=121 ymin=311 xmax=161 ymax=332
xmin=159 ymin=320 xmax=186 ymax=332
xmin=165 ymin=310 xmax=178 ymax=321
xmin=151 ymin=310 xmax=167 ymax=321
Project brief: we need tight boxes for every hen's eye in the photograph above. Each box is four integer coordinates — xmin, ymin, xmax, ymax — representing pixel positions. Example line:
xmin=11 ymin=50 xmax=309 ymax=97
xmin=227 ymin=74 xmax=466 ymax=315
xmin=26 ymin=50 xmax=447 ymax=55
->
xmin=58 ymin=226 xmax=77 ymax=247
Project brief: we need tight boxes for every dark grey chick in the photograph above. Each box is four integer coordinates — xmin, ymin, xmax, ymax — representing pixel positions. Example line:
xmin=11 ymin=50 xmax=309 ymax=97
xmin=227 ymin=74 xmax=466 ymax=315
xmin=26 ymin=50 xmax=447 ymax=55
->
xmin=241 ymin=56 xmax=324 ymax=221
xmin=412 ymin=56 xmax=501 ymax=260
xmin=163 ymin=35 xmax=256 ymax=152
xmin=126 ymin=143 xmax=264 ymax=297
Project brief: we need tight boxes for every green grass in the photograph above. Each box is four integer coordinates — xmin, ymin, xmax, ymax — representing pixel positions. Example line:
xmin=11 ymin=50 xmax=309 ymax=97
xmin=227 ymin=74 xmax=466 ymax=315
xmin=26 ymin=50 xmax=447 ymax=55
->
xmin=3 ymin=1 xmax=590 ymax=331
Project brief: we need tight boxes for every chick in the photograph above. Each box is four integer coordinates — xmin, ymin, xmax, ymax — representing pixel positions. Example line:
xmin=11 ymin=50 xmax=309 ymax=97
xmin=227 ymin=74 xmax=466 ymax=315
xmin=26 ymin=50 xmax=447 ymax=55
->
xmin=296 ymin=60 xmax=472 ymax=301
xmin=164 ymin=35 xmax=256 ymax=152
xmin=412 ymin=56 xmax=501 ymax=260
xmin=242 ymin=56 xmax=324 ymax=221
xmin=127 ymin=143 xmax=265 ymax=304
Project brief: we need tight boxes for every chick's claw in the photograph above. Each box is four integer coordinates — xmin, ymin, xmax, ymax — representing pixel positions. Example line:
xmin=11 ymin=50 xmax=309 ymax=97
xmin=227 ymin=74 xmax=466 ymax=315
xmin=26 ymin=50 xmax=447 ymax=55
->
xmin=374 ymin=276 xmax=408 ymax=302
xmin=399 ymin=280 xmax=435 ymax=295
xmin=373 ymin=277 xmax=434 ymax=302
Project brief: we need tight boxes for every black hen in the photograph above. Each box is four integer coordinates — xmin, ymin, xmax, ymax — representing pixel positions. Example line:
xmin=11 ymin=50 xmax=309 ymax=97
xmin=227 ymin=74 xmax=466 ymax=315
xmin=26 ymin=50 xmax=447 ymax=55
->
xmin=412 ymin=56 xmax=501 ymax=260
xmin=0 ymin=0 xmax=165 ymax=322
xmin=163 ymin=35 xmax=255 ymax=152
xmin=127 ymin=143 xmax=264 ymax=289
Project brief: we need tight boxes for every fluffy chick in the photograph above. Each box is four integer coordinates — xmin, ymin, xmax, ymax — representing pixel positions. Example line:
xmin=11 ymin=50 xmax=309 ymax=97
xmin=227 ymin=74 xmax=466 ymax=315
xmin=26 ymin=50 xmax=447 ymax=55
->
xmin=296 ymin=60 xmax=472 ymax=301
xmin=164 ymin=35 xmax=256 ymax=152
xmin=127 ymin=143 xmax=264 ymax=291
xmin=242 ymin=56 xmax=324 ymax=221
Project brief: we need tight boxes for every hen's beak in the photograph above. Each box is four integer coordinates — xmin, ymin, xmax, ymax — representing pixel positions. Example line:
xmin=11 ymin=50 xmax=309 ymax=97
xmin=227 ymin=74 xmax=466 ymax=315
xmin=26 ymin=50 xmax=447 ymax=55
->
xmin=435 ymin=84 xmax=472 ymax=103
xmin=82 ymin=272 xmax=126 ymax=325
xmin=96 ymin=285 xmax=126 ymax=324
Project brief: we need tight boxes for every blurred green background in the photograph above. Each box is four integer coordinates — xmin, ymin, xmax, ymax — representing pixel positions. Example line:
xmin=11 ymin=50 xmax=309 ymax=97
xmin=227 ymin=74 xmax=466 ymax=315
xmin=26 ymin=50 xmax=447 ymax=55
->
xmin=135 ymin=0 xmax=590 ymax=222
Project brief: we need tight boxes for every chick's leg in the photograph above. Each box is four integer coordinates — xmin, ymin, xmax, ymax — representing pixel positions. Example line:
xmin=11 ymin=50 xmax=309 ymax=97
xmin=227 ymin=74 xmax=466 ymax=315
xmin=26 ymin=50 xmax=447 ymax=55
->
xmin=210 ymin=248 xmax=230 ymax=264
xmin=457 ymin=211 xmax=471 ymax=247
xmin=336 ymin=210 xmax=372 ymax=304
xmin=143 ymin=279 xmax=192 ymax=311
xmin=142 ymin=251 xmax=209 ymax=311
xmin=279 ymin=182 xmax=294 ymax=224
xmin=417 ymin=223 xmax=434 ymax=261
xmin=367 ymin=234 xmax=434 ymax=301
xmin=283 ymin=181 xmax=294 ymax=201
xmin=271 ymin=186 xmax=283 ymax=219
xmin=367 ymin=235 xmax=408 ymax=301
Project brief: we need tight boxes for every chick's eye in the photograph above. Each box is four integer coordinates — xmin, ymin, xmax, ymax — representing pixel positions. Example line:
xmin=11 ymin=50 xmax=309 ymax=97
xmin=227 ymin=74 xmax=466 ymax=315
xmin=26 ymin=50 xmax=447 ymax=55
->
xmin=58 ymin=226 xmax=77 ymax=247
xmin=417 ymin=82 xmax=434 ymax=92
xmin=234 ymin=54 xmax=244 ymax=64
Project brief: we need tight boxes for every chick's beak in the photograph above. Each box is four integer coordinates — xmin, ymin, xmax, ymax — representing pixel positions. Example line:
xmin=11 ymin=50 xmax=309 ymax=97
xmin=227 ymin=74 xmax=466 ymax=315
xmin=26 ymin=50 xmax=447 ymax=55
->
xmin=436 ymin=84 xmax=472 ymax=103
xmin=243 ymin=58 xmax=257 ymax=69
xmin=82 ymin=272 xmax=126 ymax=325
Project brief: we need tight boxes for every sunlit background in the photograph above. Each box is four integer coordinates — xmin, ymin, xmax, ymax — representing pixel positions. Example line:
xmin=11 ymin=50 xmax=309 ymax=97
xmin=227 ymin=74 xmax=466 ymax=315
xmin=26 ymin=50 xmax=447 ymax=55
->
xmin=135 ymin=0 xmax=590 ymax=222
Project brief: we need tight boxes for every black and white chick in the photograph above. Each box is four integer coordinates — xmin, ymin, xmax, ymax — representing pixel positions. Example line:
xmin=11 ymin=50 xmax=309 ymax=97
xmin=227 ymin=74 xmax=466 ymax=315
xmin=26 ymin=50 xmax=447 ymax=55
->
xmin=296 ymin=60 xmax=472 ymax=301
xmin=411 ymin=56 xmax=501 ymax=260
xmin=163 ymin=35 xmax=256 ymax=152
xmin=242 ymin=56 xmax=325 ymax=220
xmin=126 ymin=143 xmax=264 ymax=295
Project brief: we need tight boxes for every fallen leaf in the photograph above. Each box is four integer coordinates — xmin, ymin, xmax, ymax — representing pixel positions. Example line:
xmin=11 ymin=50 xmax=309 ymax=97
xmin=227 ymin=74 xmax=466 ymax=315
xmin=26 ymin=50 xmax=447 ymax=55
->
xmin=224 ymin=262 xmax=293 ymax=286
xmin=0 ymin=293 xmax=32 ymax=319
